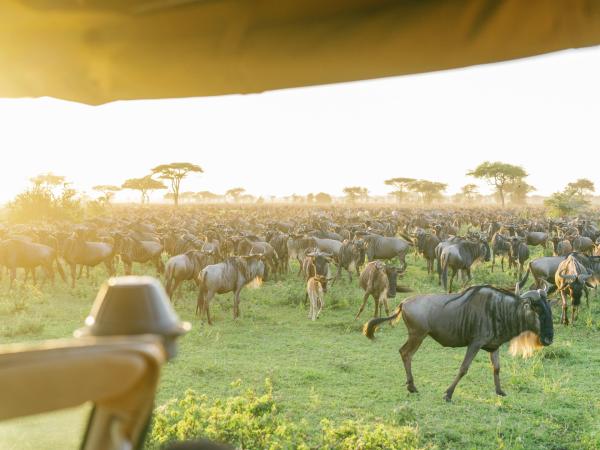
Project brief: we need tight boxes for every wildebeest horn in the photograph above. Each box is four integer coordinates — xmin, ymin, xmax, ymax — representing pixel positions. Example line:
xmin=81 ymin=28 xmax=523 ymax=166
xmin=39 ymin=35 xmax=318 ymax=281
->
xmin=578 ymin=274 xmax=592 ymax=283
xmin=514 ymin=282 xmax=520 ymax=296
xmin=520 ymin=290 xmax=541 ymax=301
xmin=559 ymin=271 xmax=577 ymax=281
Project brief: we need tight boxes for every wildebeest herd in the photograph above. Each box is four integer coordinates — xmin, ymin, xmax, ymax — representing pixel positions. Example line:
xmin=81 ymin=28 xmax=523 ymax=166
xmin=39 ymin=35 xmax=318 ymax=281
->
xmin=1 ymin=205 xmax=600 ymax=400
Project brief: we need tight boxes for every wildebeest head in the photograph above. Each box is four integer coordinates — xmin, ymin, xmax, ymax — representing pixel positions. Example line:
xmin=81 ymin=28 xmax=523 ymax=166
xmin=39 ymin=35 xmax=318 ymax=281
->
xmin=514 ymin=282 xmax=554 ymax=348
xmin=241 ymin=254 xmax=266 ymax=282
xmin=558 ymin=270 xmax=591 ymax=306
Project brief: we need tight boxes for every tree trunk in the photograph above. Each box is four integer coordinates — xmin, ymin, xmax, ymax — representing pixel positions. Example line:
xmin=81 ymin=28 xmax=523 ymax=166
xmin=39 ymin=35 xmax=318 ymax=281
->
xmin=498 ymin=188 xmax=505 ymax=207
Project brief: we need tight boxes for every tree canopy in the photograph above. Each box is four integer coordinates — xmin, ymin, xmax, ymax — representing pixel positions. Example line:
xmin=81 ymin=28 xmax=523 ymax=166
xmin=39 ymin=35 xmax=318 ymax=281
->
xmin=409 ymin=180 xmax=447 ymax=204
xmin=151 ymin=162 xmax=203 ymax=206
xmin=226 ymin=187 xmax=246 ymax=202
xmin=467 ymin=161 xmax=528 ymax=207
xmin=315 ymin=192 xmax=333 ymax=204
xmin=92 ymin=185 xmax=121 ymax=204
xmin=566 ymin=178 xmax=595 ymax=196
xmin=384 ymin=177 xmax=415 ymax=204
xmin=343 ymin=186 xmax=369 ymax=204
xmin=122 ymin=176 xmax=167 ymax=204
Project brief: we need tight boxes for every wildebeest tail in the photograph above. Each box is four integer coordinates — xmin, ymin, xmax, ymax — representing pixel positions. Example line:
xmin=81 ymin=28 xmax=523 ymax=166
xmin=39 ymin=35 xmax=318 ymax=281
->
xmin=55 ymin=257 xmax=67 ymax=283
xmin=363 ymin=303 xmax=403 ymax=340
xmin=517 ymin=265 xmax=530 ymax=291
xmin=195 ymin=271 xmax=207 ymax=316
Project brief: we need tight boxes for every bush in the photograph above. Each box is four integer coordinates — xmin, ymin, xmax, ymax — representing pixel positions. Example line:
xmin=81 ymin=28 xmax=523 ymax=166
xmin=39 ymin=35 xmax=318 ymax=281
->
xmin=149 ymin=379 xmax=427 ymax=450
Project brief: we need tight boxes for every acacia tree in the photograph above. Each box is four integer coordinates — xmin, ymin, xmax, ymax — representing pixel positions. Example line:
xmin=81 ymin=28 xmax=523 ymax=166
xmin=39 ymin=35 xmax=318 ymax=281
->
xmin=505 ymin=179 xmax=535 ymax=205
xmin=384 ymin=177 xmax=415 ymax=204
xmin=467 ymin=161 xmax=528 ymax=207
xmin=460 ymin=184 xmax=479 ymax=201
xmin=343 ymin=186 xmax=369 ymax=204
xmin=226 ymin=187 xmax=245 ymax=202
xmin=566 ymin=178 xmax=595 ymax=196
xmin=195 ymin=191 xmax=220 ymax=203
xmin=410 ymin=180 xmax=447 ymax=204
xmin=93 ymin=185 xmax=121 ymax=204
xmin=315 ymin=192 xmax=332 ymax=204
xmin=122 ymin=175 xmax=167 ymax=204
xmin=151 ymin=162 xmax=203 ymax=206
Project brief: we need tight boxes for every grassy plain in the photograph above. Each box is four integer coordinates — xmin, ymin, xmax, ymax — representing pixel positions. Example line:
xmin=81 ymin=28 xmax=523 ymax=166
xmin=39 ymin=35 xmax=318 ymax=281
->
xmin=1 ymin=245 xmax=600 ymax=449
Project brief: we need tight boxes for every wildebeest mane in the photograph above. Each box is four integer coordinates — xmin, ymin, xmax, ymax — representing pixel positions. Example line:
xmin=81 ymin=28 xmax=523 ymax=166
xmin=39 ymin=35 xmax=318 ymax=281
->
xmin=442 ymin=284 xmax=517 ymax=307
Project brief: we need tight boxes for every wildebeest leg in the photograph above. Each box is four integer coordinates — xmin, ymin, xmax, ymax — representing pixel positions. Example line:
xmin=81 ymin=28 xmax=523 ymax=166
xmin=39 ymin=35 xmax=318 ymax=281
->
xmin=584 ymin=286 xmax=590 ymax=309
xmin=448 ymin=269 xmax=456 ymax=293
xmin=501 ymin=256 xmax=505 ymax=272
xmin=400 ymin=331 xmax=427 ymax=393
xmin=560 ymin=290 xmax=569 ymax=325
xmin=381 ymin=293 xmax=391 ymax=317
xmin=171 ymin=279 xmax=182 ymax=303
xmin=491 ymin=254 xmax=495 ymax=272
xmin=204 ymin=292 xmax=213 ymax=325
xmin=317 ymin=293 xmax=324 ymax=319
xmin=70 ymin=263 xmax=77 ymax=288
xmin=233 ymin=287 xmax=243 ymax=319
xmin=9 ymin=268 xmax=16 ymax=289
xmin=355 ymin=292 xmax=371 ymax=320
xmin=444 ymin=343 xmax=481 ymax=402
xmin=296 ymin=257 xmax=303 ymax=276
xmin=490 ymin=350 xmax=506 ymax=396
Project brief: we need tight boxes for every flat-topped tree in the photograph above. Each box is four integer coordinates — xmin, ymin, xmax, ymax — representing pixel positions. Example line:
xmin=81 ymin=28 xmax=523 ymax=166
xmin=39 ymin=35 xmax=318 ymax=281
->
xmin=122 ymin=175 xmax=167 ymax=204
xmin=315 ymin=192 xmax=332 ymax=204
xmin=384 ymin=177 xmax=415 ymax=204
xmin=92 ymin=185 xmax=121 ymax=204
xmin=566 ymin=178 xmax=595 ymax=196
xmin=226 ymin=187 xmax=245 ymax=202
xmin=30 ymin=172 xmax=66 ymax=190
xmin=151 ymin=162 xmax=203 ymax=206
xmin=467 ymin=161 xmax=527 ymax=207
xmin=410 ymin=180 xmax=447 ymax=204
xmin=343 ymin=186 xmax=368 ymax=204
xmin=461 ymin=184 xmax=479 ymax=201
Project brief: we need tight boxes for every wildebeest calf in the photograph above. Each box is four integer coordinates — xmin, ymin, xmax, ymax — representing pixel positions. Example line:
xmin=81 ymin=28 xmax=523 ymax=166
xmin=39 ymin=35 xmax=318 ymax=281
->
xmin=355 ymin=261 xmax=409 ymax=319
xmin=306 ymin=275 xmax=326 ymax=321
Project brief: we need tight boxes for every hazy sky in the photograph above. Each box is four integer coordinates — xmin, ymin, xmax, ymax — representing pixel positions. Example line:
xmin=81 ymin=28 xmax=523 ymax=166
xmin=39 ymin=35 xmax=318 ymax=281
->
xmin=0 ymin=45 xmax=599 ymax=203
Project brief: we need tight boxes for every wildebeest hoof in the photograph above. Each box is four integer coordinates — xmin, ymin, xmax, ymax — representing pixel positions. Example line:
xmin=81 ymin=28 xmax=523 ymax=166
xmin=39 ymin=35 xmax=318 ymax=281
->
xmin=496 ymin=390 xmax=507 ymax=397
xmin=406 ymin=384 xmax=418 ymax=393
xmin=443 ymin=393 xmax=453 ymax=402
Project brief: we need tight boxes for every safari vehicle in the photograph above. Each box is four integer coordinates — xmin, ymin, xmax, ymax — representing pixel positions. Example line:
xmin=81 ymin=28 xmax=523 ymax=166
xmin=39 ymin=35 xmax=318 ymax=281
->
xmin=1 ymin=1 xmax=599 ymax=449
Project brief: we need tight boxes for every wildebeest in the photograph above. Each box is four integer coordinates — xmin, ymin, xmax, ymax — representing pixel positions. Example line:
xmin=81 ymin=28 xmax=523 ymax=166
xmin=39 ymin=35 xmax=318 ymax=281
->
xmin=355 ymin=261 xmax=409 ymax=319
xmin=413 ymin=231 xmax=440 ymax=275
xmin=523 ymin=231 xmax=549 ymax=248
xmin=306 ymin=275 xmax=326 ymax=321
xmin=508 ymin=236 xmax=529 ymax=280
xmin=439 ymin=238 xmax=490 ymax=293
xmin=287 ymin=235 xmax=317 ymax=274
xmin=196 ymin=255 xmax=265 ymax=324
xmin=550 ymin=236 xmax=572 ymax=257
xmin=62 ymin=232 xmax=116 ymax=287
xmin=333 ymin=239 xmax=365 ymax=283
xmin=164 ymin=250 xmax=215 ymax=299
xmin=302 ymin=250 xmax=333 ymax=293
xmin=555 ymin=253 xmax=592 ymax=325
xmin=490 ymin=232 xmax=511 ymax=272
xmin=0 ymin=239 xmax=66 ymax=288
xmin=118 ymin=234 xmax=164 ymax=275
xmin=520 ymin=256 xmax=566 ymax=289
xmin=364 ymin=283 xmax=553 ymax=401
xmin=572 ymin=236 xmax=594 ymax=255
xmin=359 ymin=233 xmax=412 ymax=270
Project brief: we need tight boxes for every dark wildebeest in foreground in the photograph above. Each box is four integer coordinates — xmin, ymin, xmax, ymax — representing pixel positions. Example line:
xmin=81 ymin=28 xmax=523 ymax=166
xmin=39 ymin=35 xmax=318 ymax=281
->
xmin=0 ymin=239 xmax=66 ymax=288
xmin=364 ymin=283 xmax=553 ymax=401
xmin=440 ymin=238 xmax=490 ymax=293
xmin=196 ymin=255 xmax=265 ymax=324
xmin=355 ymin=261 xmax=410 ymax=319
xmin=164 ymin=250 xmax=215 ymax=299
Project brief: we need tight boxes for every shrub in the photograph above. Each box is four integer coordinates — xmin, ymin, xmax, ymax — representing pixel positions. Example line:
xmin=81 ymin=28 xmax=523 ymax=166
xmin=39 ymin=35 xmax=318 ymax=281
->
xmin=149 ymin=379 xmax=427 ymax=450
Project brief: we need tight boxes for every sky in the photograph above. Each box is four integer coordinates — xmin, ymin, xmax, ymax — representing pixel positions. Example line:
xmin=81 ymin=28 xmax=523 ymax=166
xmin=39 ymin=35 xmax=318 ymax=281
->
xmin=0 ymin=45 xmax=599 ymax=203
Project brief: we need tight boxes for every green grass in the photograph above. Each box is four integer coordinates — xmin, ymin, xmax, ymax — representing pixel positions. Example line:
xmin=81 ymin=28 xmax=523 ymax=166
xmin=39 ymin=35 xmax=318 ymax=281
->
xmin=1 ymin=246 xmax=600 ymax=449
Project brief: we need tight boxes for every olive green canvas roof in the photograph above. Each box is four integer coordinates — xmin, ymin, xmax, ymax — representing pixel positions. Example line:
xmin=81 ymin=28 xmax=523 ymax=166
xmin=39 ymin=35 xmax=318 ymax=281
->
xmin=2 ymin=0 xmax=600 ymax=104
